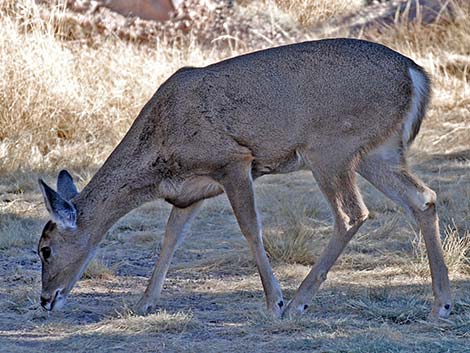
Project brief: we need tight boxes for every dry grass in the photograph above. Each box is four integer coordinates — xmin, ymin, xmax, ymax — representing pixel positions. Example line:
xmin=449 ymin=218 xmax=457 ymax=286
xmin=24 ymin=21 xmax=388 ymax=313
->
xmin=82 ymin=258 xmax=115 ymax=280
xmin=262 ymin=199 xmax=327 ymax=265
xmin=91 ymin=307 xmax=199 ymax=335
xmin=275 ymin=0 xmax=363 ymax=26
xmin=0 ymin=0 xmax=469 ymax=352
xmin=0 ymin=212 xmax=41 ymax=249
xmin=412 ymin=222 xmax=470 ymax=277
xmin=264 ymin=225 xmax=317 ymax=265
xmin=0 ymin=0 xmax=468 ymax=174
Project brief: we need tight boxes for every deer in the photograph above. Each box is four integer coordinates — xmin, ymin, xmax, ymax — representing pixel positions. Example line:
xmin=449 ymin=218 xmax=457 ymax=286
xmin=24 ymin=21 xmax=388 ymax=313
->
xmin=37 ymin=38 xmax=452 ymax=320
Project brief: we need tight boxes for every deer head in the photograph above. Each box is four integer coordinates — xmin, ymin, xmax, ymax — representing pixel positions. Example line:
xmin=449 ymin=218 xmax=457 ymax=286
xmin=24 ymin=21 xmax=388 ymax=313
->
xmin=37 ymin=170 xmax=95 ymax=311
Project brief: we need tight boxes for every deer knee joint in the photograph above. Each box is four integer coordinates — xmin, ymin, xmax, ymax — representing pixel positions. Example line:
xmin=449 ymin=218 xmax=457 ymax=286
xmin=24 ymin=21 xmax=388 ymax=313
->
xmin=411 ymin=187 xmax=437 ymax=211
xmin=354 ymin=210 xmax=369 ymax=225
xmin=316 ymin=271 xmax=327 ymax=283
xmin=347 ymin=208 xmax=369 ymax=228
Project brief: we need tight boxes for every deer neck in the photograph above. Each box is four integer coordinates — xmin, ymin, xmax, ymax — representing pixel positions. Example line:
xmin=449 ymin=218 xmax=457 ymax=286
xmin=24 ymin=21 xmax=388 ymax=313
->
xmin=73 ymin=146 xmax=164 ymax=246
xmin=71 ymin=101 xmax=179 ymax=245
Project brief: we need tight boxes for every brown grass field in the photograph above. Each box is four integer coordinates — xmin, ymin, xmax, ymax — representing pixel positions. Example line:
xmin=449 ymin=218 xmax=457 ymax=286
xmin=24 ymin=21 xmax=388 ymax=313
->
xmin=0 ymin=0 xmax=469 ymax=352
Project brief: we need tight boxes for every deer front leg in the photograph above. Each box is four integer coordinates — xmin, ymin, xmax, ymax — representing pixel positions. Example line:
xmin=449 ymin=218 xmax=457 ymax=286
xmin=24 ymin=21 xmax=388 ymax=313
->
xmin=135 ymin=201 xmax=204 ymax=315
xmin=283 ymin=214 xmax=367 ymax=318
xmin=220 ymin=162 xmax=284 ymax=318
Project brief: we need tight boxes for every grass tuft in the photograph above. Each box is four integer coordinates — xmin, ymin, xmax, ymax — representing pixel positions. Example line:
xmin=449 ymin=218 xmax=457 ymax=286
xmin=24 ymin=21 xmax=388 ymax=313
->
xmin=82 ymin=258 xmax=114 ymax=280
xmin=346 ymin=296 xmax=428 ymax=324
xmin=263 ymin=200 xmax=326 ymax=265
xmin=88 ymin=306 xmax=200 ymax=335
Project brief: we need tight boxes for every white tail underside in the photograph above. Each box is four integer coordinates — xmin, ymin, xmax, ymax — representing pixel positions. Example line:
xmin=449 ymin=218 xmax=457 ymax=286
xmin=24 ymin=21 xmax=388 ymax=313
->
xmin=402 ymin=67 xmax=428 ymax=146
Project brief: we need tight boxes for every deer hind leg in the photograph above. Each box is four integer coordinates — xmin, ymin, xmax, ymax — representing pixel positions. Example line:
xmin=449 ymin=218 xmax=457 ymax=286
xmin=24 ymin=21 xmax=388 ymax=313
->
xmin=136 ymin=201 xmax=204 ymax=315
xmin=219 ymin=161 xmax=284 ymax=318
xmin=284 ymin=167 xmax=369 ymax=318
xmin=358 ymin=151 xmax=451 ymax=319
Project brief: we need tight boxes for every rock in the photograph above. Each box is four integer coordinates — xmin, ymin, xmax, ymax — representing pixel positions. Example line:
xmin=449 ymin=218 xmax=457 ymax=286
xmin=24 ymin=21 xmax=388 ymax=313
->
xmin=103 ymin=0 xmax=177 ymax=22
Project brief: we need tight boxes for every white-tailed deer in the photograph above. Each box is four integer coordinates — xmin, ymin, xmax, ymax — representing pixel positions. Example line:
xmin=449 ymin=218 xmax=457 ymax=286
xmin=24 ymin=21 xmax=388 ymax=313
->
xmin=38 ymin=38 xmax=451 ymax=319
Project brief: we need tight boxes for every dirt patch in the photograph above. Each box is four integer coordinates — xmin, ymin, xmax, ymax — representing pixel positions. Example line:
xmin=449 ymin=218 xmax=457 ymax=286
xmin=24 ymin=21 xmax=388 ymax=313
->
xmin=1 ymin=156 xmax=469 ymax=352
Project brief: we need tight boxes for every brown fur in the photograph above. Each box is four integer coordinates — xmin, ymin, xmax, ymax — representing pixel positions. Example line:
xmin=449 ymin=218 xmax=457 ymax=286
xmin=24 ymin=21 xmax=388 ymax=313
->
xmin=38 ymin=38 xmax=451 ymax=319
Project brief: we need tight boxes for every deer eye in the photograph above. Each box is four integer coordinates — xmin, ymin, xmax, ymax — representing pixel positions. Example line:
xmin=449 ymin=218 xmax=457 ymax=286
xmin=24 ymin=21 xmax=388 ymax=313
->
xmin=41 ymin=246 xmax=52 ymax=260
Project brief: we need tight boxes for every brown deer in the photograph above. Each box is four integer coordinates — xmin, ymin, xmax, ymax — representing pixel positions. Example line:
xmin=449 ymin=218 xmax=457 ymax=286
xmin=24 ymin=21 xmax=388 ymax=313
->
xmin=37 ymin=38 xmax=451 ymax=319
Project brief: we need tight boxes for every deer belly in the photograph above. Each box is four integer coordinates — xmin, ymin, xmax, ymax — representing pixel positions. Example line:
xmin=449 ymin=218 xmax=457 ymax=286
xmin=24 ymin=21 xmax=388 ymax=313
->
xmin=251 ymin=149 xmax=305 ymax=178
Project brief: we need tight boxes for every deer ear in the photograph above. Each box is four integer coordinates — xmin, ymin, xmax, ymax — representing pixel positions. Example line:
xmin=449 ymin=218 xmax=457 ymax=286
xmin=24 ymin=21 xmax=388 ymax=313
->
xmin=56 ymin=170 xmax=79 ymax=201
xmin=39 ymin=178 xmax=77 ymax=229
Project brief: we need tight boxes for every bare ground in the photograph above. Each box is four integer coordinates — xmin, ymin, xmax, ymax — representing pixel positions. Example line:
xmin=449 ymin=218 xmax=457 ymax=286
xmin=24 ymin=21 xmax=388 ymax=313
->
xmin=1 ymin=151 xmax=469 ymax=352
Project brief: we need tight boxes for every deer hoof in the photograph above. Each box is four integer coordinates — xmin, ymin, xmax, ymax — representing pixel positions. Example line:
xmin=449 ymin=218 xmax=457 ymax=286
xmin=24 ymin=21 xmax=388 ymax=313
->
xmin=135 ymin=298 xmax=156 ymax=316
xmin=267 ymin=299 xmax=284 ymax=319
xmin=429 ymin=301 xmax=452 ymax=320
xmin=282 ymin=300 xmax=307 ymax=319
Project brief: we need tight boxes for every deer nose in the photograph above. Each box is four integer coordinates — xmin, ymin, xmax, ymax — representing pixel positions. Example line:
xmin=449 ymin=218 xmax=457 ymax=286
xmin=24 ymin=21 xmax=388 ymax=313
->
xmin=40 ymin=289 xmax=62 ymax=311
